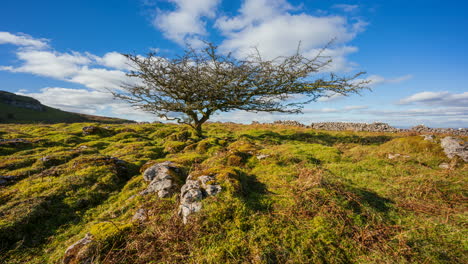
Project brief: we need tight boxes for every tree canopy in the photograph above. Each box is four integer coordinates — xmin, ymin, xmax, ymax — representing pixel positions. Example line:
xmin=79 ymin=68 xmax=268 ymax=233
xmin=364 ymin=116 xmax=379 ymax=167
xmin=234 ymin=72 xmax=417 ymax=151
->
xmin=113 ymin=43 xmax=369 ymax=136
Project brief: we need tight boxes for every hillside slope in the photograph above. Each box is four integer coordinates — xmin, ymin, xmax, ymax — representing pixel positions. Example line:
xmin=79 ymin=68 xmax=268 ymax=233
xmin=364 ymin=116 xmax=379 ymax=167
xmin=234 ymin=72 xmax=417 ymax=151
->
xmin=0 ymin=91 xmax=134 ymax=124
xmin=0 ymin=123 xmax=466 ymax=263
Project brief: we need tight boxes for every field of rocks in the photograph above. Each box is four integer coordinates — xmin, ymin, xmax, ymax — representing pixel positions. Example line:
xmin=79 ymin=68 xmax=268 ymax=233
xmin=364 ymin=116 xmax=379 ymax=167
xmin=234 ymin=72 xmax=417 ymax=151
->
xmin=0 ymin=122 xmax=466 ymax=263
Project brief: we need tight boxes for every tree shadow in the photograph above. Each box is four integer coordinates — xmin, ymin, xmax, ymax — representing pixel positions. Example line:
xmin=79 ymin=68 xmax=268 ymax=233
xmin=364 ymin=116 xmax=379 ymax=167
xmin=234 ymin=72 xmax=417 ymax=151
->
xmin=238 ymin=172 xmax=271 ymax=212
xmin=240 ymin=130 xmax=392 ymax=146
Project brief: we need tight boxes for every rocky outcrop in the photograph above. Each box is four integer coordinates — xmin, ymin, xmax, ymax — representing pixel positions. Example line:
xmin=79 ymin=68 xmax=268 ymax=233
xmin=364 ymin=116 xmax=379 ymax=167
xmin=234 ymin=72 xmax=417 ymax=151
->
xmin=440 ymin=137 xmax=468 ymax=162
xmin=63 ymin=233 xmax=94 ymax=264
xmin=140 ymin=161 xmax=181 ymax=198
xmin=0 ymin=90 xmax=45 ymax=111
xmin=179 ymin=175 xmax=222 ymax=224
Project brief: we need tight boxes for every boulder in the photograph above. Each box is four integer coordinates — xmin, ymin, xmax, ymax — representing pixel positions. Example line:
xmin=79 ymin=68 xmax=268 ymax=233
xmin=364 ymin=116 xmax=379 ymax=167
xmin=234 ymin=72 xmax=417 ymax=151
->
xmin=179 ymin=175 xmax=222 ymax=224
xmin=140 ymin=161 xmax=181 ymax=198
xmin=440 ymin=137 xmax=468 ymax=162
xmin=63 ymin=233 xmax=94 ymax=264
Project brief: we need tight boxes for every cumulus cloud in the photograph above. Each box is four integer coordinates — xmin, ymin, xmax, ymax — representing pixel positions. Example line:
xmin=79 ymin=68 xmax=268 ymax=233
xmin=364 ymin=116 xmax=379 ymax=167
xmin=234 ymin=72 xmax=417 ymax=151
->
xmin=0 ymin=32 xmax=136 ymax=91
xmin=214 ymin=0 xmax=366 ymax=72
xmin=0 ymin=32 xmax=48 ymax=49
xmin=154 ymin=0 xmax=220 ymax=45
xmin=398 ymin=91 xmax=468 ymax=107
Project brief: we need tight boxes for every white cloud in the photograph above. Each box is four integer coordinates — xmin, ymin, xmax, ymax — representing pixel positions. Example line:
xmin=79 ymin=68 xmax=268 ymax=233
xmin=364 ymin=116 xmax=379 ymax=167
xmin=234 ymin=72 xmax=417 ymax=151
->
xmin=2 ymin=49 xmax=92 ymax=79
xmin=364 ymin=74 xmax=413 ymax=86
xmin=98 ymin=52 xmax=132 ymax=70
xmin=398 ymin=91 xmax=468 ymax=106
xmin=317 ymin=91 xmax=345 ymax=102
xmin=18 ymin=87 xmax=156 ymax=121
xmin=0 ymin=32 xmax=48 ymax=49
xmin=0 ymin=32 xmax=137 ymax=91
xmin=154 ymin=0 xmax=220 ymax=45
xmin=215 ymin=0 xmax=366 ymax=72
xmin=344 ymin=105 xmax=368 ymax=110
xmin=332 ymin=4 xmax=359 ymax=12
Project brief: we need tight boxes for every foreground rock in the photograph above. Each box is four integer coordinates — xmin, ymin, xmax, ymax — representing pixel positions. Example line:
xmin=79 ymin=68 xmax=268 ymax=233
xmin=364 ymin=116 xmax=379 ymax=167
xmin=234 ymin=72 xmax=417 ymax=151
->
xmin=440 ymin=137 xmax=468 ymax=162
xmin=179 ymin=175 xmax=222 ymax=224
xmin=140 ymin=161 xmax=181 ymax=198
xmin=63 ymin=233 xmax=94 ymax=264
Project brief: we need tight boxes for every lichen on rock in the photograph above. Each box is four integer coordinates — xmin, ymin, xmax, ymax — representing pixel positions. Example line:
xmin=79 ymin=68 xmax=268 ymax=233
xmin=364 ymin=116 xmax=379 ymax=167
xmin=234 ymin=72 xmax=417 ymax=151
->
xmin=179 ymin=174 xmax=222 ymax=224
xmin=140 ymin=161 xmax=182 ymax=198
xmin=440 ymin=136 xmax=467 ymax=162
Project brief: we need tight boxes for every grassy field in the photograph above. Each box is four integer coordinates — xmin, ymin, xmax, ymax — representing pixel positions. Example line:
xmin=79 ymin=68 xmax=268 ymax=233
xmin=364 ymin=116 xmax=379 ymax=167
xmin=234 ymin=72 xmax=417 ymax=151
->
xmin=0 ymin=122 xmax=466 ymax=263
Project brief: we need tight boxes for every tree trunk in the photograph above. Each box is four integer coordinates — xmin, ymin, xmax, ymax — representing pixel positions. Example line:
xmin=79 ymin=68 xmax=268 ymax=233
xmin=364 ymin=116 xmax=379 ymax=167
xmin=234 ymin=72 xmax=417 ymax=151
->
xmin=193 ymin=123 xmax=203 ymax=138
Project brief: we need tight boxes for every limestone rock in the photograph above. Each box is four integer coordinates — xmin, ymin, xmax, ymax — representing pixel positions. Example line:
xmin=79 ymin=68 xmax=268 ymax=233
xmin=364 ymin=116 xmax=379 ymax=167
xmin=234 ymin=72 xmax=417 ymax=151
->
xmin=63 ymin=233 xmax=94 ymax=264
xmin=140 ymin=161 xmax=180 ymax=198
xmin=439 ymin=163 xmax=450 ymax=169
xmin=440 ymin=137 xmax=468 ymax=162
xmin=82 ymin=126 xmax=110 ymax=136
xmin=421 ymin=134 xmax=435 ymax=142
xmin=256 ymin=154 xmax=270 ymax=160
xmin=132 ymin=208 xmax=148 ymax=222
xmin=179 ymin=175 xmax=222 ymax=224
xmin=388 ymin=153 xmax=410 ymax=159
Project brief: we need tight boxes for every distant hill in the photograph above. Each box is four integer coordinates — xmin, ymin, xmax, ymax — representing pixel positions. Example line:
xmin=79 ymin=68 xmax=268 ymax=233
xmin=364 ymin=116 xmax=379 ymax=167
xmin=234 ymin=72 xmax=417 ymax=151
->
xmin=0 ymin=90 xmax=135 ymax=124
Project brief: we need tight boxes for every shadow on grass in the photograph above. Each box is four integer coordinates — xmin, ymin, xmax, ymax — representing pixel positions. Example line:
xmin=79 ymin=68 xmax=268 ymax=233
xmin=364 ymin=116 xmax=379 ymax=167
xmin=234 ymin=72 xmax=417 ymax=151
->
xmin=240 ymin=130 xmax=392 ymax=146
xmin=238 ymin=172 xmax=271 ymax=212
xmin=0 ymin=160 xmax=133 ymax=258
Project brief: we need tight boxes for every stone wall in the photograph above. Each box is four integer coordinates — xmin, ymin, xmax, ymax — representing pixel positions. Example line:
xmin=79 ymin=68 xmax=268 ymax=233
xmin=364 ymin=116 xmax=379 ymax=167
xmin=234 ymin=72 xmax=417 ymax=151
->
xmin=266 ymin=120 xmax=468 ymax=136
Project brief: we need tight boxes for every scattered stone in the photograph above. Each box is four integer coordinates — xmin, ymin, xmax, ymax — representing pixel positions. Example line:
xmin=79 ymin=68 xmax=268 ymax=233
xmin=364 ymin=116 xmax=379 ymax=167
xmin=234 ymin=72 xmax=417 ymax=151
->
xmin=179 ymin=174 xmax=222 ymax=224
xmin=440 ymin=137 xmax=468 ymax=162
xmin=132 ymin=208 xmax=148 ymax=222
xmin=82 ymin=126 xmax=110 ymax=136
xmin=387 ymin=153 xmax=410 ymax=159
xmin=0 ymin=138 xmax=32 ymax=146
xmin=421 ymin=134 xmax=435 ymax=142
xmin=63 ymin=233 xmax=94 ymax=264
xmin=140 ymin=161 xmax=181 ymax=198
xmin=439 ymin=163 xmax=451 ymax=169
xmin=256 ymin=154 xmax=270 ymax=160
xmin=0 ymin=175 xmax=16 ymax=186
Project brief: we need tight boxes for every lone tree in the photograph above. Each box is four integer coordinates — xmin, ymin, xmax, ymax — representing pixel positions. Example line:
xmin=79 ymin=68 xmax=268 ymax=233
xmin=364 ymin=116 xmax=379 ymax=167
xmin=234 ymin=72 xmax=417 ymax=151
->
xmin=114 ymin=43 xmax=368 ymax=137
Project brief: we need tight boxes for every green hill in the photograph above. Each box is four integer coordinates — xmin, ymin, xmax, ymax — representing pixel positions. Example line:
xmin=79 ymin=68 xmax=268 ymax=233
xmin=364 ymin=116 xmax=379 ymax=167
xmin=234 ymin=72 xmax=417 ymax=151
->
xmin=0 ymin=122 xmax=466 ymax=263
xmin=0 ymin=90 xmax=135 ymax=124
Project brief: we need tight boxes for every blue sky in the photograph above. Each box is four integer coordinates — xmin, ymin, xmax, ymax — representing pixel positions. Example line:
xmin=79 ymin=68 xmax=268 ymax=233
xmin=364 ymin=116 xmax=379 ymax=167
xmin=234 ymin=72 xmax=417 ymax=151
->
xmin=1 ymin=0 xmax=467 ymax=127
